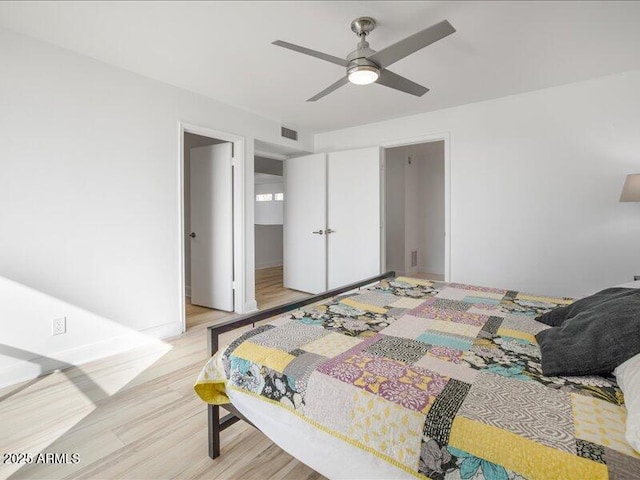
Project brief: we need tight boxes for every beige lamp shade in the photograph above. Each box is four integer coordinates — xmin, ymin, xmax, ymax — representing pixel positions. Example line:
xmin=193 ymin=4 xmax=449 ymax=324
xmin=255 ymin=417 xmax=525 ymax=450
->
xmin=620 ymin=174 xmax=640 ymax=202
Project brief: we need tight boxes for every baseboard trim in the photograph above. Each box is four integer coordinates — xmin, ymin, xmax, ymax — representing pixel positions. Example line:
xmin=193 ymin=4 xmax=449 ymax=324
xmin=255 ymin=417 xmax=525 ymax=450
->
xmin=0 ymin=321 xmax=182 ymax=390
xmin=255 ymin=260 xmax=283 ymax=270
xmin=419 ymin=267 xmax=445 ymax=278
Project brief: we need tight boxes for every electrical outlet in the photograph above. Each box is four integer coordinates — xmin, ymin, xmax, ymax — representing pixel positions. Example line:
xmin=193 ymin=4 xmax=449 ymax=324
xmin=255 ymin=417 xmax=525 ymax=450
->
xmin=634 ymin=275 xmax=640 ymax=281
xmin=52 ymin=317 xmax=66 ymax=336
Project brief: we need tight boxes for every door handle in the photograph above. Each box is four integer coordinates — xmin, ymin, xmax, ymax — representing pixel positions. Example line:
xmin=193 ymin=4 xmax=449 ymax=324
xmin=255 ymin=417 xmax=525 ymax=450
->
xmin=312 ymin=230 xmax=324 ymax=235
xmin=326 ymin=228 xmax=336 ymax=234
xmin=189 ymin=232 xmax=197 ymax=238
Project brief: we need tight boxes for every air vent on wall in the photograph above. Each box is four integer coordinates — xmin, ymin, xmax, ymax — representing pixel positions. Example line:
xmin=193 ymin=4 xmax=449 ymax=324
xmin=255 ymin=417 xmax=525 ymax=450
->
xmin=281 ymin=126 xmax=298 ymax=141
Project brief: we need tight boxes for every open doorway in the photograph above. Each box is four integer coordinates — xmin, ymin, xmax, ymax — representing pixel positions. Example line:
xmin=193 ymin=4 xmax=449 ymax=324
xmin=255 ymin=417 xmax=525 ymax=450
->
xmin=384 ymin=140 xmax=446 ymax=281
xmin=254 ymin=140 xmax=310 ymax=309
xmin=180 ymin=124 xmax=246 ymax=331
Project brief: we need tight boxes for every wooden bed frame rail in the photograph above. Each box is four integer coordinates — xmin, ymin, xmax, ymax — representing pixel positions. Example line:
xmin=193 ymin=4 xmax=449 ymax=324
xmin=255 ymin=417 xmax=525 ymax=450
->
xmin=206 ymin=270 xmax=396 ymax=459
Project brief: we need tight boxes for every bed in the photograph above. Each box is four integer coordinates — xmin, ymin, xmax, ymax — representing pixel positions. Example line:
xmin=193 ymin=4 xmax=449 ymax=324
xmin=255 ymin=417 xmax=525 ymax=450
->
xmin=195 ymin=273 xmax=640 ymax=480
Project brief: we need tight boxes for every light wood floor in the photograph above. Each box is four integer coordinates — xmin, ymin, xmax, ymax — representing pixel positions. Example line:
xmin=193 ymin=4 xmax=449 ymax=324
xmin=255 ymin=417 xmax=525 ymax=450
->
xmin=394 ymin=271 xmax=445 ymax=281
xmin=0 ymin=267 xmax=321 ymax=480
xmin=255 ymin=266 xmax=309 ymax=310
xmin=185 ymin=266 xmax=308 ymax=329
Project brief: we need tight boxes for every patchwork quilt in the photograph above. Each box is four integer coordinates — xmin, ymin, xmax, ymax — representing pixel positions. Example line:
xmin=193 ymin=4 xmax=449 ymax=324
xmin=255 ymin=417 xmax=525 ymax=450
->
xmin=195 ymin=277 xmax=640 ymax=480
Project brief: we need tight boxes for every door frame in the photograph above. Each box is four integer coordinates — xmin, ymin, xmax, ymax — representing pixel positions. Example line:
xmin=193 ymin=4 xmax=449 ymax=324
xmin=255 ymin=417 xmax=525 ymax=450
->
xmin=380 ymin=132 xmax=451 ymax=281
xmin=178 ymin=122 xmax=246 ymax=332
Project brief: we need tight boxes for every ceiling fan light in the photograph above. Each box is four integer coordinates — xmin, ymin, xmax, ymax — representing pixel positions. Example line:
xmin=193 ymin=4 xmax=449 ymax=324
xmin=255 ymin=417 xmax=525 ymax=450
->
xmin=348 ymin=66 xmax=379 ymax=85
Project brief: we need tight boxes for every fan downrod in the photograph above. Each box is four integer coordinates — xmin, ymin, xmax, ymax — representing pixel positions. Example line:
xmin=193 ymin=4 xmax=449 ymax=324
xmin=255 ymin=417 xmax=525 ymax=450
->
xmin=350 ymin=17 xmax=376 ymax=37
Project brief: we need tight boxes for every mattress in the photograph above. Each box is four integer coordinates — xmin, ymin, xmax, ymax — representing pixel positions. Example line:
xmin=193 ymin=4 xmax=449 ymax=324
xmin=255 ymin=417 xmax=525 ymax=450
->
xmin=227 ymin=387 xmax=413 ymax=479
xmin=196 ymin=276 xmax=640 ymax=480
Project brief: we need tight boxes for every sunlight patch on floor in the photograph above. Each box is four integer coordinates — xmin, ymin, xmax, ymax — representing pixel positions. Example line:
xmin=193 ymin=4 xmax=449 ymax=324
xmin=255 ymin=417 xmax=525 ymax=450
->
xmin=0 ymin=341 xmax=172 ymax=479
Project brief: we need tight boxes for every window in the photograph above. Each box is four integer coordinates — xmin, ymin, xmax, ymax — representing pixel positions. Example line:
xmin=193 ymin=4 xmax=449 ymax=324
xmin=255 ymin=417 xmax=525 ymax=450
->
xmin=256 ymin=194 xmax=273 ymax=202
xmin=274 ymin=193 xmax=284 ymax=201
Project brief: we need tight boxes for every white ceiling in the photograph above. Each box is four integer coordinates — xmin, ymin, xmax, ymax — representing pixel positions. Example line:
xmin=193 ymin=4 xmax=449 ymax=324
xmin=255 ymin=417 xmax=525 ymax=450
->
xmin=1 ymin=1 xmax=639 ymax=133
xmin=255 ymin=139 xmax=308 ymax=158
xmin=387 ymin=139 xmax=444 ymax=160
xmin=255 ymin=173 xmax=283 ymax=185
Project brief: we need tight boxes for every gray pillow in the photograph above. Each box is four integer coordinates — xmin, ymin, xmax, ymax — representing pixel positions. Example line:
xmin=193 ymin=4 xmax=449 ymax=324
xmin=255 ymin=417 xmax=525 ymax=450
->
xmin=535 ymin=288 xmax=640 ymax=376
xmin=536 ymin=287 xmax=637 ymax=327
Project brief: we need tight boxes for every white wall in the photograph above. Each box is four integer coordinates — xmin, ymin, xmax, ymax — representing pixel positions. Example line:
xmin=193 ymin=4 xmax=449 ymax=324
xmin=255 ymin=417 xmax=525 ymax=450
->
xmin=404 ymin=155 xmax=420 ymax=275
xmin=385 ymin=142 xmax=445 ymax=276
xmin=254 ymin=159 xmax=285 ymax=271
xmin=317 ymin=71 xmax=640 ymax=298
xmin=0 ymin=27 xmax=312 ymax=387
xmin=384 ymin=150 xmax=406 ymax=273
xmin=417 ymin=142 xmax=446 ymax=275
xmin=255 ymin=225 xmax=283 ymax=270
xmin=255 ymin=182 xmax=284 ymax=225
xmin=254 ymin=155 xmax=284 ymax=176
xmin=254 ymin=180 xmax=284 ymax=270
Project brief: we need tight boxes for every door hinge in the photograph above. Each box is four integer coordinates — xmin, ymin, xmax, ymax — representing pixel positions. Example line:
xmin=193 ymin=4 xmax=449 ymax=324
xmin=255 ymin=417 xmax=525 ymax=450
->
xmin=232 ymin=281 xmax=237 ymax=290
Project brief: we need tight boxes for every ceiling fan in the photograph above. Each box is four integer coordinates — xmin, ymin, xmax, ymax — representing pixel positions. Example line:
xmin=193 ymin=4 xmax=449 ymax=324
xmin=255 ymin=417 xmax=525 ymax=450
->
xmin=272 ymin=17 xmax=456 ymax=102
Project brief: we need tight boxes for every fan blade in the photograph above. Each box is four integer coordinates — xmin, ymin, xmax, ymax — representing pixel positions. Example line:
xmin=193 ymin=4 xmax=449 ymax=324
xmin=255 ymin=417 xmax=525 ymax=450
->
xmin=307 ymin=77 xmax=349 ymax=102
xmin=272 ymin=40 xmax=348 ymax=67
xmin=376 ymin=69 xmax=429 ymax=97
xmin=368 ymin=20 xmax=455 ymax=69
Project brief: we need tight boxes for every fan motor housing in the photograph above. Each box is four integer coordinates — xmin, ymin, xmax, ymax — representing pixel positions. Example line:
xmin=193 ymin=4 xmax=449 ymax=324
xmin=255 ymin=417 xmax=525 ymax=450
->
xmin=347 ymin=57 xmax=380 ymax=74
xmin=347 ymin=43 xmax=376 ymax=63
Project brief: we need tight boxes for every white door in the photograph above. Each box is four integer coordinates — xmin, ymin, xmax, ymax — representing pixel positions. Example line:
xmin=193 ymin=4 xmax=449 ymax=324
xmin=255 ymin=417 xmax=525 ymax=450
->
xmin=284 ymin=153 xmax=327 ymax=294
xmin=190 ymin=143 xmax=234 ymax=311
xmin=327 ymin=147 xmax=381 ymax=289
